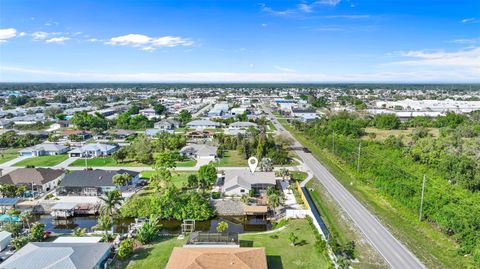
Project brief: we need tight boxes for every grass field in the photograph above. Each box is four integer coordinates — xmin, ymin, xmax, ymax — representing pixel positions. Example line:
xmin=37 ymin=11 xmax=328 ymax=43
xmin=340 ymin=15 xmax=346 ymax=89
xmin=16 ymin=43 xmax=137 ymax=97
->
xmin=363 ymin=127 xmax=439 ymax=143
xmin=13 ymin=154 xmax=68 ymax=167
xmin=290 ymin=171 xmax=308 ymax=182
xmin=69 ymin=157 xmax=147 ymax=167
xmin=217 ymin=150 xmax=248 ymax=167
xmin=140 ymin=171 xmax=196 ymax=188
xmin=110 ymin=237 xmax=187 ymax=269
xmin=277 ymin=117 xmax=475 ymax=269
xmin=175 ymin=159 xmax=197 ymax=167
xmin=240 ymin=219 xmax=331 ymax=269
xmin=0 ymin=148 xmax=20 ymax=164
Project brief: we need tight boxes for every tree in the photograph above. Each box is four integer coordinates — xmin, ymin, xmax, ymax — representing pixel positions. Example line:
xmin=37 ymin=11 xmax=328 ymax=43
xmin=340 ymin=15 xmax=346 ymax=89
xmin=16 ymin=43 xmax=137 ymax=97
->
xmin=11 ymin=236 xmax=29 ymax=250
xmin=136 ymin=215 xmax=161 ymax=244
xmin=99 ymin=190 xmax=122 ymax=217
xmin=112 ymin=173 xmax=133 ymax=187
xmin=216 ymin=221 xmax=229 ymax=233
xmin=29 ymin=222 xmax=46 ymax=241
xmin=187 ymin=174 xmax=198 ymax=188
xmin=198 ymin=163 xmax=217 ymax=186
xmin=150 ymin=168 xmax=173 ymax=192
xmin=73 ymin=227 xmax=87 ymax=237
xmin=178 ymin=109 xmax=192 ymax=125
xmin=154 ymin=104 xmax=167 ymax=115
xmin=44 ymin=107 xmax=63 ymax=119
xmin=155 ymin=151 xmax=178 ymax=169
xmin=268 ymin=193 xmax=280 ymax=213
xmin=128 ymin=104 xmax=140 ymax=115
xmin=241 ymin=194 xmax=250 ymax=204
xmin=112 ymin=147 xmax=128 ymax=163
xmin=20 ymin=210 xmax=33 ymax=229
xmin=117 ymin=238 xmax=134 ymax=259
xmin=94 ymin=212 xmax=113 ymax=241
xmin=372 ymin=114 xmax=401 ymax=130
xmin=288 ymin=232 xmax=298 ymax=246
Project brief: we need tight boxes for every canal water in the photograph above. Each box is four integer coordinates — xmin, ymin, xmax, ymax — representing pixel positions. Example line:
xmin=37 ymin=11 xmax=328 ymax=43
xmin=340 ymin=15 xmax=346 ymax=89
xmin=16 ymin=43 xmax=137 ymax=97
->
xmin=33 ymin=215 xmax=271 ymax=234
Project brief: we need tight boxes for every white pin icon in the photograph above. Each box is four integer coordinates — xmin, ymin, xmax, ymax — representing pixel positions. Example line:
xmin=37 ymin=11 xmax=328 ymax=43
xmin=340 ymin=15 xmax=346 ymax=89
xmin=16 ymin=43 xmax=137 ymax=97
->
xmin=248 ymin=157 xmax=258 ymax=173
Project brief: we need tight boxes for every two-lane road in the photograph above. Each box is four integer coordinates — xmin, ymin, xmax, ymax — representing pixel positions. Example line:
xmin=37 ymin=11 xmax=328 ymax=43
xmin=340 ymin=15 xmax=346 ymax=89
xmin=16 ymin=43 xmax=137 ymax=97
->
xmin=267 ymin=108 xmax=425 ymax=269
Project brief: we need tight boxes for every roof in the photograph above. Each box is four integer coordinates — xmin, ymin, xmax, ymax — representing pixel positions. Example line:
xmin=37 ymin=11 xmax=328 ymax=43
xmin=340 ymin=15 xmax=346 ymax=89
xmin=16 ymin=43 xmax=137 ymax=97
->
xmin=68 ymin=143 xmax=117 ymax=154
xmin=244 ymin=206 xmax=268 ymax=214
xmin=180 ymin=144 xmax=218 ymax=157
xmin=223 ymin=170 xmax=276 ymax=191
xmin=53 ymin=237 xmax=102 ymax=243
xmin=19 ymin=143 xmax=68 ymax=153
xmin=187 ymin=120 xmax=221 ymax=127
xmin=1 ymin=242 xmax=112 ymax=269
xmin=0 ymin=231 xmax=12 ymax=240
xmin=291 ymin=108 xmax=316 ymax=113
xmin=0 ymin=198 xmax=20 ymax=206
xmin=51 ymin=202 xmax=77 ymax=210
xmin=0 ymin=168 xmax=64 ymax=186
xmin=229 ymin=122 xmax=257 ymax=128
xmin=166 ymin=247 xmax=267 ymax=269
xmin=59 ymin=169 xmax=139 ymax=188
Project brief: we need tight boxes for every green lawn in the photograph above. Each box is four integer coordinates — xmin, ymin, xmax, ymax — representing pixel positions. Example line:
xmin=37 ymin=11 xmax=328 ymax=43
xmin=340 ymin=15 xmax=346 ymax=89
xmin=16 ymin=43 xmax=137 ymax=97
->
xmin=240 ymin=219 xmax=331 ymax=269
xmin=217 ymin=150 xmax=248 ymax=167
xmin=0 ymin=148 xmax=21 ymax=164
xmin=140 ymin=171 xmax=196 ymax=188
xmin=13 ymin=154 xmax=68 ymax=167
xmin=110 ymin=237 xmax=187 ymax=269
xmin=176 ymin=159 xmax=197 ymax=167
xmin=69 ymin=157 xmax=147 ymax=167
xmin=290 ymin=171 xmax=308 ymax=182
xmin=277 ymin=117 xmax=475 ymax=269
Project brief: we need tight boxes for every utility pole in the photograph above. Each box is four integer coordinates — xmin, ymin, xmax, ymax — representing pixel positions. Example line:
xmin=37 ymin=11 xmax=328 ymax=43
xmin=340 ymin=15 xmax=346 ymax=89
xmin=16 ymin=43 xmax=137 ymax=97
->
xmin=419 ymin=174 xmax=426 ymax=222
xmin=356 ymin=143 xmax=362 ymax=172
xmin=332 ymin=130 xmax=335 ymax=153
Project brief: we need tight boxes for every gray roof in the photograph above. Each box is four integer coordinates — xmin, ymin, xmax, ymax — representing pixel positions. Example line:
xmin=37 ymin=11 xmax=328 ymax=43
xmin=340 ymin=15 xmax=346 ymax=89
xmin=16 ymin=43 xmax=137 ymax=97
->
xmin=180 ymin=144 xmax=218 ymax=157
xmin=229 ymin=121 xmax=258 ymax=128
xmin=20 ymin=143 xmax=68 ymax=153
xmin=0 ymin=168 xmax=64 ymax=185
xmin=223 ymin=170 xmax=276 ymax=191
xmin=1 ymin=242 xmax=112 ymax=269
xmin=186 ymin=120 xmax=221 ymax=127
xmin=60 ymin=169 xmax=139 ymax=188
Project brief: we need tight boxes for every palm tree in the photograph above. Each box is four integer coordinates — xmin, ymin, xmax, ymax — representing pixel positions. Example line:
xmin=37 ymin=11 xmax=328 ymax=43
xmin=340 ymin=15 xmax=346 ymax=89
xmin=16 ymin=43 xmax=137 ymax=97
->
xmin=240 ymin=194 xmax=249 ymax=204
xmin=99 ymin=190 xmax=122 ymax=217
xmin=268 ymin=193 xmax=280 ymax=214
xmin=94 ymin=213 xmax=113 ymax=241
xmin=216 ymin=221 xmax=229 ymax=233
xmin=19 ymin=210 xmax=33 ymax=229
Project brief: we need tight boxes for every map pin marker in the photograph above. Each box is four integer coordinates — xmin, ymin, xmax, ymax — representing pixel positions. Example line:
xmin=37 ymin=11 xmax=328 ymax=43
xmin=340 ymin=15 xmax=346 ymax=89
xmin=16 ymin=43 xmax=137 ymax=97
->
xmin=248 ymin=157 xmax=258 ymax=173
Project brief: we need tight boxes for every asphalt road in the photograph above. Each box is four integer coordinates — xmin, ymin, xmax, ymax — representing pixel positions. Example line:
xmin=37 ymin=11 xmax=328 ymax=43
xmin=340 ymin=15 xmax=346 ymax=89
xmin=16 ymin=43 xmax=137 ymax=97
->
xmin=267 ymin=109 xmax=425 ymax=269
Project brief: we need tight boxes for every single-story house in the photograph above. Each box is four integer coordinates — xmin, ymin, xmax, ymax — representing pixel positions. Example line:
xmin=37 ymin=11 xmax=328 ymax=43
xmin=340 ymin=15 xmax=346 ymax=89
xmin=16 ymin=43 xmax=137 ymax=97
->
xmin=0 ymin=242 xmax=113 ymax=269
xmin=68 ymin=143 xmax=117 ymax=158
xmin=62 ymin=130 xmax=92 ymax=141
xmin=186 ymin=120 xmax=221 ymax=130
xmin=0 ymin=119 xmax=13 ymax=129
xmin=57 ymin=169 xmax=140 ymax=196
xmin=0 ymin=168 xmax=65 ymax=193
xmin=145 ymin=128 xmax=164 ymax=137
xmin=154 ymin=119 xmax=180 ymax=132
xmin=228 ymin=121 xmax=258 ymax=130
xmin=19 ymin=143 xmax=69 ymax=157
xmin=186 ymin=130 xmax=214 ymax=139
xmin=222 ymin=170 xmax=277 ymax=196
xmin=140 ymin=108 xmax=157 ymax=119
xmin=166 ymin=247 xmax=267 ymax=269
xmin=180 ymin=144 xmax=218 ymax=161
xmin=49 ymin=120 xmax=72 ymax=130
xmin=230 ymin=107 xmax=247 ymax=116
xmin=291 ymin=108 xmax=318 ymax=122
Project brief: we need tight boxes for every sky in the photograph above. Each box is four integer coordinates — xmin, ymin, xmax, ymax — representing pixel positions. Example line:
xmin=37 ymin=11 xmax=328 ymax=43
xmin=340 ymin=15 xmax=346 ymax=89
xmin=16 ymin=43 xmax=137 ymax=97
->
xmin=0 ymin=0 xmax=479 ymax=83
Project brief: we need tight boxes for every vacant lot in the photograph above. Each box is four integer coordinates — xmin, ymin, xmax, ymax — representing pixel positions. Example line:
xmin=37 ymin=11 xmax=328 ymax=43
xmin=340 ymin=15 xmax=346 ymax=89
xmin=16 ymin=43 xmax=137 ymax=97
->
xmin=240 ymin=219 xmax=331 ymax=269
xmin=0 ymin=148 xmax=21 ymax=164
xmin=14 ymin=154 xmax=68 ymax=167
xmin=69 ymin=157 xmax=147 ymax=167
xmin=363 ymin=127 xmax=439 ymax=143
xmin=217 ymin=150 xmax=247 ymax=167
xmin=140 ymin=171 xmax=196 ymax=188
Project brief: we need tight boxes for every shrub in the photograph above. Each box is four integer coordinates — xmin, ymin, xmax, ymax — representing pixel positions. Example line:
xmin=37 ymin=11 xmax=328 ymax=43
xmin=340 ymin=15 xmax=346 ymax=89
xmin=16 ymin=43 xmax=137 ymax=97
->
xmin=117 ymin=238 xmax=134 ymax=260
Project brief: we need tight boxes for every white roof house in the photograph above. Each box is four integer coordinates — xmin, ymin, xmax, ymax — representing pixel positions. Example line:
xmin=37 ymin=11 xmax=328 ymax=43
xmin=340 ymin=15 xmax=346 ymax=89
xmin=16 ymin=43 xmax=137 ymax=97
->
xmin=229 ymin=121 xmax=258 ymax=129
xmin=19 ymin=143 xmax=69 ymax=157
xmin=223 ymin=170 xmax=277 ymax=196
xmin=180 ymin=144 xmax=218 ymax=160
xmin=186 ymin=120 xmax=222 ymax=129
xmin=68 ymin=143 xmax=117 ymax=158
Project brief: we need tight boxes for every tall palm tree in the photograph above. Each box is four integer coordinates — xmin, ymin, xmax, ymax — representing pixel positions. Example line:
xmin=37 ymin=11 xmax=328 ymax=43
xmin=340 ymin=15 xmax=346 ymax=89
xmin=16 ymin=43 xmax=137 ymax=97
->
xmin=94 ymin=213 xmax=113 ymax=241
xmin=99 ymin=190 xmax=122 ymax=217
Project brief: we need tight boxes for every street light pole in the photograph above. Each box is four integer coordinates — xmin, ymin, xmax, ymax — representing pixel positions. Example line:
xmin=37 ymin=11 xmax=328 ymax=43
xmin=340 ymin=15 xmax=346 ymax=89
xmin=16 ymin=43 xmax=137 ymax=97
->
xmin=356 ymin=143 xmax=362 ymax=172
xmin=419 ymin=174 xmax=426 ymax=222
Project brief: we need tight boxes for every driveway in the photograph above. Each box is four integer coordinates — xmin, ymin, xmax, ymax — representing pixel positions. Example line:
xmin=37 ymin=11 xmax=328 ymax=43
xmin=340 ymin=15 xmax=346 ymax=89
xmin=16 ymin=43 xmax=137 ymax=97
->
xmin=53 ymin=157 xmax=79 ymax=169
xmin=0 ymin=155 xmax=31 ymax=168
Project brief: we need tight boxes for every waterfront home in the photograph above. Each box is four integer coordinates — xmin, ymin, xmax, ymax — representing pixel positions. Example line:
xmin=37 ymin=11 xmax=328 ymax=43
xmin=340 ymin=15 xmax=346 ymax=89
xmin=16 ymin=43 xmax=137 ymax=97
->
xmin=222 ymin=170 xmax=277 ymax=196
xmin=186 ymin=119 xmax=221 ymax=130
xmin=57 ymin=169 xmax=140 ymax=196
xmin=1 ymin=242 xmax=113 ymax=269
xmin=0 ymin=168 xmax=65 ymax=193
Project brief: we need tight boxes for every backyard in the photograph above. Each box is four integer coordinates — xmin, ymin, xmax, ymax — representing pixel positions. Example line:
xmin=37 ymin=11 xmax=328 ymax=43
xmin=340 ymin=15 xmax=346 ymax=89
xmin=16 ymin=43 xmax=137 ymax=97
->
xmin=13 ymin=154 xmax=68 ymax=167
xmin=240 ymin=219 xmax=332 ymax=269
xmin=110 ymin=237 xmax=187 ymax=269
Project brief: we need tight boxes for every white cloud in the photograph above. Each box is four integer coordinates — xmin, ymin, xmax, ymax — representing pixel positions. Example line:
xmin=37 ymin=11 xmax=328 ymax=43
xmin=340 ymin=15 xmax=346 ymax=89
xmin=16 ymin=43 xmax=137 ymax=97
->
xmin=461 ymin=18 xmax=478 ymax=23
xmin=45 ymin=37 xmax=70 ymax=44
xmin=391 ymin=47 xmax=480 ymax=68
xmin=106 ymin=33 xmax=193 ymax=51
xmin=261 ymin=23 xmax=268 ymax=27
xmin=273 ymin=65 xmax=296 ymax=72
xmin=298 ymin=3 xmax=313 ymax=13
xmin=260 ymin=1 xmax=342 ymax=17
xmin=0 ymin=28 xmax=17 ymax=42
xmin=32 ymin=31 xmax=51 ymax=40
xmin=451 ymin=37 xmax=480 ymax=44
xmin=1 ymin=65 xmax=479 ymax=83
xmin=87 ymin=38 xmax=99 ymax=42
xmin=18 ymin=32 xmax=27 ymax=37
xmin=316 ymin=0 xmax=342 ymax=6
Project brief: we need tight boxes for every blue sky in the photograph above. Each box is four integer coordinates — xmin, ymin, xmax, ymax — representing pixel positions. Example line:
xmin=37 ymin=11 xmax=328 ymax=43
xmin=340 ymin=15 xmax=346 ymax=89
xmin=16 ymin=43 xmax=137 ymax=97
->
xmin=0 ymin=0 xmax=479 ymax=82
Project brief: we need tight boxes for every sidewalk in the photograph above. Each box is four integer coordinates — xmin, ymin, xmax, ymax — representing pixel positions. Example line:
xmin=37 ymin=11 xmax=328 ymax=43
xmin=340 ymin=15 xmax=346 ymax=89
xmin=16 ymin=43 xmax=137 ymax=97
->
xmin=53 ymin=157 xmax=79 ymax=169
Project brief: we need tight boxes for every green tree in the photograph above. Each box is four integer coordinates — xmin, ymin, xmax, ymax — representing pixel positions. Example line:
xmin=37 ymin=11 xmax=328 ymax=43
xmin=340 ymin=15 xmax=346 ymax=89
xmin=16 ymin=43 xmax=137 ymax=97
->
xmin=112 ymin=147 xmax=128 ymax=163
xmin=73 ymin=227 xmax=87 ymax=237
xmin=29 ymin=222 xmax=45 ymax=241
xmin=216 ymin=221 xmax=229 ymax=233
xmin=198 ymin=163 xmax=217 ymax=186
xmin=99 ymin=190 xmax=122 ymax=217
xmin=112 ymin=173 xmax=133 ymax=187
xmin=153 ymin=104 xmax=167 ymax=115
xmin=11 ymin=236 xmax=29 ymax=250
xmin=178 ymin=109 xmax=192 ymax=126
xmin=117 ymin=238 xmax=134 ymax=259
xmin=94 ymin=212 xmax=113 ymax=241
xmin=187 ymin=174 xmax=198 ymax=188
xmin=372 ymin=114 xmax=401 ymax=130
xmin=136 ymin=215 xmax=161 ymax=244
